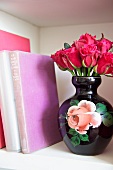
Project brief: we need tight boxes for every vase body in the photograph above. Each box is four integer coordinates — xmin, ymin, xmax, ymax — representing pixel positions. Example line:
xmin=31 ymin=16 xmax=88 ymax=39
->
xmin=59 ymin=76 xmax=113 ymax=155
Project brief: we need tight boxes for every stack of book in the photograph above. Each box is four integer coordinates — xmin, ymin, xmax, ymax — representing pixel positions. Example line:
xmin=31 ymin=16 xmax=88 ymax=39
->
xmin=0 ymin=29 xmax=31 ymax=151
xmin=0 ymin=30 xmax=61 ymax=154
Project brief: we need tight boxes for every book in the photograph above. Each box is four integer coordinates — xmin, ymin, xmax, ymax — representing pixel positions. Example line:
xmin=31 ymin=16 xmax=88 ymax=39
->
xmin=0 ymin=112 xmax=5 ymax=148
xmin=0 ymin=30 xmax=30 ymax=149
xmin=0 ymin=29 xmax=30 ymax=51
xmin=0 ymin=50 xmax=61 ymax=153
xmin=0 ymin=51 xmax=21 ymax=152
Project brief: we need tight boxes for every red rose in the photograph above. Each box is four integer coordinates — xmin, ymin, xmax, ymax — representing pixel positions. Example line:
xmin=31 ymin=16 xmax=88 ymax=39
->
xmin=73 ymin=33 xmax=97 ymax=49
xmin=51 ymin=33 xmax=113 ymax=77
xmin=95 ymin=53 xmax=113 ymax=74
xmin=105 ymin=67 xmax=113 ymax=76
xmin=97 ymin=38 xmax=113 ymax=54
xmin=66 ymin=47 xmax=82 ymax=68
xmin=51 ymin=47 xmax=82 ymax=70
xmin=80 ymin=44 xmax=99 ymax=67
xmin=51 ymin=49 xmax=74 ymax=70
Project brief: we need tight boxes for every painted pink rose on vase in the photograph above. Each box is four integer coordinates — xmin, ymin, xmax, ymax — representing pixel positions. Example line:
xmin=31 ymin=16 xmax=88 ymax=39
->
xmin=67 ymin=100 xmax=101 ymax=134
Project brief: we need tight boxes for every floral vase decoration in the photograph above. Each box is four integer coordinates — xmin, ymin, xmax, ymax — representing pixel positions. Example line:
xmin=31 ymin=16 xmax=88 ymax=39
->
xmin=51 ymin=33 xmax=113 ymax=155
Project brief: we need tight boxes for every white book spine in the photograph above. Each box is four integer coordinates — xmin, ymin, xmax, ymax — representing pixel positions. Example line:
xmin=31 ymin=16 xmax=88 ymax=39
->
xmin=9 ymin=51 xmax=29 ymax=153
xmin=0 ymin=51 xmax=21 ymax=152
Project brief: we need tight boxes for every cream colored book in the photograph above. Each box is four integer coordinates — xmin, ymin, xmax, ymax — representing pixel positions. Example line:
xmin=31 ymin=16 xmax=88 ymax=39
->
xmin=0 ymin=50 xmax=21 ymax=152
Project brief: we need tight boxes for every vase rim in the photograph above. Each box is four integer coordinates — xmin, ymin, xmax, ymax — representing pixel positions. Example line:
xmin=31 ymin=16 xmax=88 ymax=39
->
xmin=72 ymin=76 xmax=101 ymax=78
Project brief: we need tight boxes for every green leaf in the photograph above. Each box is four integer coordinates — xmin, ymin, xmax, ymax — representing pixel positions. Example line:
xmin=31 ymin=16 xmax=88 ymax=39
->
xmin=70 ymin=99 xmax=79 ymax=106
xmin=71 ymin=136 xmax=80 ymax=147
xmin=67 ymin=69 xmax=75 ymax=76
xmin=79 ymin=134 xmax=89 ymax=142
xmin=96 ymin=103 xmax=107 ymax=114
xmin=76 ymin=68 xmax=82 ymax=76
xmin=88 ymin=67 xmax=92 ymax=76
xmin=68 ymin=128 xmax=78 ymax=136
xmin=103 ymin=112 xmax=113 ymax=127
xmin=64 ymin=42 xmax=71 ymax=49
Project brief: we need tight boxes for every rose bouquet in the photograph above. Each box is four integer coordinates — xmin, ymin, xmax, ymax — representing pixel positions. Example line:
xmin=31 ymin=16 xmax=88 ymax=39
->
xmin=51 ymin=33 xmax=113 ymax=77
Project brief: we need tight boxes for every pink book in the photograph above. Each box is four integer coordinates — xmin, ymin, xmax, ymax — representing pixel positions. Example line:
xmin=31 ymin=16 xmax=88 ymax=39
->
xmin=0 ymin=29 xmax=30 ymax=51
xmin=0 ymin=30 xmax=30 ymax=149
xmin=9 ymin=51 xmax=61 ymax=153
xmin=0 ymin=112 xmax=5 ymax=148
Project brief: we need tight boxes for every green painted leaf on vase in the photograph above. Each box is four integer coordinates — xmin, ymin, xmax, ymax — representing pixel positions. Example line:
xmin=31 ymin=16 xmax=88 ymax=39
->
xmin=96 ymin=103 xmax=107 ymax=114
xmin=68 ymin=128 xmax=78 ymax=136
xmin=103 ymin=112 xmax=113 ymax=127
xmin=79 ymin=134 xmax=89 ymax=142
xmin=70 ymin=99 xmax=79 ymax=106
xmin=71 ymin=136 xmax=80 ymax=147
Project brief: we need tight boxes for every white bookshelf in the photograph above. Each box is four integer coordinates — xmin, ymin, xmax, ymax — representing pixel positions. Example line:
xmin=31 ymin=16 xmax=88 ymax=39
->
xmin=0 ymin=3 xmax=113 ymax=170
xmin=0 ymin=139 xmax=113 ymax=170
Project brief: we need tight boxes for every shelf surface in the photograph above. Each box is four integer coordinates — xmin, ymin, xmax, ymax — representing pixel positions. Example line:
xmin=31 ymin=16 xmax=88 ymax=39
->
xmin=0 ymin=139 xmax=113 ymax=170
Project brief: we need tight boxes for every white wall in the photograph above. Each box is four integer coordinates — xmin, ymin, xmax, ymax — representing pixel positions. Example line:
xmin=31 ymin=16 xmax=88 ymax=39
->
xmin=40 ymin=23 xmax=113 ymax=105
xmin=0 ymin=11 xmax=113 ymax=106
xmin=0 ymin=11 xmax=40 ymax=53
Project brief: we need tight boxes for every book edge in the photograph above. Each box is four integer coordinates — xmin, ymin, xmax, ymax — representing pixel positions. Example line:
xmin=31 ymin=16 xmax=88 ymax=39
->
xmin=9 ymin=51 xmax=30 ymax=153
xmin=0 ymin=51 xmax=21 ymax=151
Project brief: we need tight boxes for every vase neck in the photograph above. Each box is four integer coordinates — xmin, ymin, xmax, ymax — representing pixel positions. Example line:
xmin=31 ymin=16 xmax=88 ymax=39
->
xmin=72 ymin=76 xmax=101 ymax=95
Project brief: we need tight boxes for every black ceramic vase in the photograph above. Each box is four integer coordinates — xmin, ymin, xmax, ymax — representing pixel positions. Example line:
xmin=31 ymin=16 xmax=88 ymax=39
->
xmin=59 ymin=76 xmax=113 ymax=155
